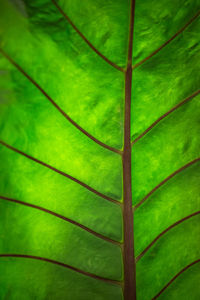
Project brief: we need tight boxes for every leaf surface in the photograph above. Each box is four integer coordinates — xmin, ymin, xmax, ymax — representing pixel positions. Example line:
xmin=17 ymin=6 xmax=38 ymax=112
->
xmin=0 ymin=0 xmax=199 ymax=299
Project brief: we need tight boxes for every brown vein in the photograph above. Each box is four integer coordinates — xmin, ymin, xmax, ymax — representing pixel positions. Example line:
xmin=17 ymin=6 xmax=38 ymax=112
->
xmin=132 ymin=11 xmax=200 ymax=70
xmin=131 ymin=90 xmax=200 ymax=146
xmin=122 ymin=0 xmax=137 ymax=299
xmin=0 ymin=254 xmax=122 ymax=286
xmin=51 ymin=0 xmax=124 ymax=73
xmin=134 ymin=157 xmax=200 ymax=210
xmin=0 ymin=49 xmax=122 ymax=155
xmin=152 ymin=259 xmax=200 ymax=299
xmin=0 ymin=196 xmax=121 ymax=246
xmin=136 ymin=211 xmax=200 ymax=262
xmin=0 ymin=140 xmax=120 ymax=205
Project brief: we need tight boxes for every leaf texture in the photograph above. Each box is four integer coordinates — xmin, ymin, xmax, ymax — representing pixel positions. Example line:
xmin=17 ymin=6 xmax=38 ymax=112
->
xmin=0 ymin=0 xmax=200 ymax=299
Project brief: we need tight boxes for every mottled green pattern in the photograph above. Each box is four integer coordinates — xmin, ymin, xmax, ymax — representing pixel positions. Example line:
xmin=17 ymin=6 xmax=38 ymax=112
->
xmin=131 ymin=16 xmax=200 ymax=140
xmin=0 ymin=56 xmax=122 ymax=200
xmin=132 ymin=0 xmax=200 ymax=298
xmin=132 ymin=93 xmax=200 ymax=204
xmin=0 ymin=258 xmax=123 ymax=300
xmin=134 ymin=162 xmax=200 ymax=257
xmin=57 ymin=0 xmax=130 ymax=67
xmin=0 ymin=0 xmax=200 ymax=299
xmin=159 ymin=262 xmax=200 ymax=300
xmin=0 ymin=0 xmax=125 ymax=150
xmin=133 ymin=0 xmax=200 ymax=64
xmin=136 ymin=216 xmax=200 ymax=299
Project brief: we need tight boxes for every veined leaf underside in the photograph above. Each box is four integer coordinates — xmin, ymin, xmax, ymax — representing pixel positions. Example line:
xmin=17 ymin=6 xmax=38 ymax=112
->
xmin=0 ymin=0 xmax=199 ymax=299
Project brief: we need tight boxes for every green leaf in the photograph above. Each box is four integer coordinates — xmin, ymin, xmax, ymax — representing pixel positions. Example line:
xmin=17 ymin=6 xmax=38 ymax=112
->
xmin=0 ymin=0 xmax=199 ymax=299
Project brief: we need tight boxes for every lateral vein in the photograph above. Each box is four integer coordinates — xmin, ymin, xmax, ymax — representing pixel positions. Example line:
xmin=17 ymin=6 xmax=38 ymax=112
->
xmin=0 ymin=254 xmax=122 ymax=286
xmin=0 ymin=196 xmax=121 ymax=246
xmin=51 ymin=0 xmax=124 ymax=73
xmin=0 ymin=49 xmax=122 ymax=155
xmin=132 ymin=11 xmax=200 ymax=70
xmin=0 ymin=140 xmax=120 ymax=205
xmin=134 ymin=157 xmax=200 ymax=210
xmin=152 ymin=259 xmax=200 ymax=299
xmin=136 ymin=211 xmax=200 ymax=262
xmin=131 ymin=89 xmax=200 ymax=145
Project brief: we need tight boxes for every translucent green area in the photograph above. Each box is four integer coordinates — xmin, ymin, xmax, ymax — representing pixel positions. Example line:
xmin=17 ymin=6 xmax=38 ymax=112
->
xmin=131 ymin=17 xmax=200 ymax=140
xmin=131 ymin=3 xmax=200 ymax=298
xmin=133 ymin=0 xmax=200 ymax=64
xmin=0 ymin=258 xmax=123 ymax=300
xmin=136 ymin=215 xmax=200 ymax=300
xmin=159 ymin=262 xmax=200 ymax=300
xmin=0 ymin=200 xmax=122 ymax=280
xmin=134 ymin=162 xmax=200 ymax=256
xmin=0 ymin=0 xmax=125 ymax=149
xmin=56 ymin=0 xmax=130 ymax=67
xmin=0 ymin=146 xmax=123 ymax=242
xmin=0 ymin=57 xmax=122 ymax=200
xmin=0 ymin=0 xmax=200 ymax=299
xmin=0 ymin=0 xmax=124 ymax=298
xmin=132 ymin=93 xmax=200 ymax=204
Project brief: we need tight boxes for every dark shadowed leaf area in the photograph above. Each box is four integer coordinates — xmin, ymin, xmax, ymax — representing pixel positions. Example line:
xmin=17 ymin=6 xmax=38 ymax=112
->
xmin=0 ymin=0 xmax=199 ymax=299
